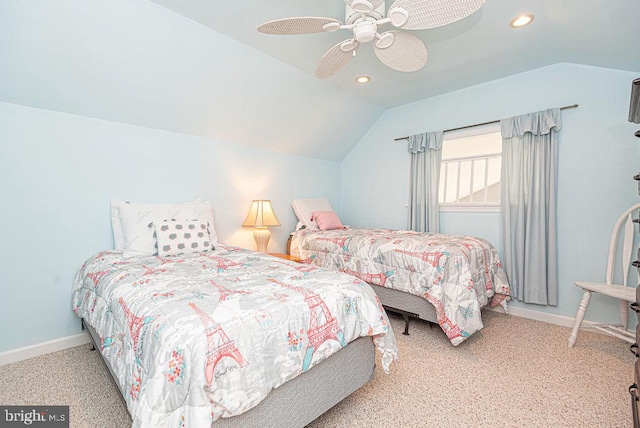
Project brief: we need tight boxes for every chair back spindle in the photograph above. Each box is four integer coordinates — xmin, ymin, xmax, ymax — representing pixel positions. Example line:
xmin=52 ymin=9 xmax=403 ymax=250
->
xmin=605 ymin=203 xmax=640 ymax=286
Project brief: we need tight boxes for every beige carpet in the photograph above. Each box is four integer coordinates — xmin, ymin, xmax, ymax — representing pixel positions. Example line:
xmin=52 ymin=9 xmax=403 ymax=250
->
xmin=0 ymin=311 xmax=635 ymax=427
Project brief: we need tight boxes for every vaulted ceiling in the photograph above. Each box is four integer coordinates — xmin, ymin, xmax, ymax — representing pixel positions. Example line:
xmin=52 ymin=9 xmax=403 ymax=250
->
xmin=152 ymin=0 xmax=640 ymax=107
xmin=1 ymin=0 xmax=638 ymax=161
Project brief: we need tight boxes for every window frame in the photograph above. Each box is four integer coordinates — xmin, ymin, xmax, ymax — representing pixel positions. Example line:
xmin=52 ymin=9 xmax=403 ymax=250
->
xmin=438 ymin=124 xmax=502 ymax=213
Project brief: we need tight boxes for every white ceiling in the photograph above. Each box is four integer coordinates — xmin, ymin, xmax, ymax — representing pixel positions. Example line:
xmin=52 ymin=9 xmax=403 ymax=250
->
xmin=152 ymin=0 xmax=640 ymax=108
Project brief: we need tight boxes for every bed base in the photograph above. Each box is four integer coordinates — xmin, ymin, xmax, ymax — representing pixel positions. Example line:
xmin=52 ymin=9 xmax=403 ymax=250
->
xmin=368 ymin=283 xmax=438 ymax=335
xmin=82 ymin=320 xmax=127 ymax=405
xmin=81 ymin=318 xmax=375 ymax=428
xmin=381 ymin=306 xmax=435 ymax=336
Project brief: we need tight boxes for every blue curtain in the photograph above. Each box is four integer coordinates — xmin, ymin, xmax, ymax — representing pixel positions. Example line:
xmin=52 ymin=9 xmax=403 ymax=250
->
xmin=407 ymin=131 xmax=443 ymax=233
xmin=501 ymin=108 xmax=561 ymax=305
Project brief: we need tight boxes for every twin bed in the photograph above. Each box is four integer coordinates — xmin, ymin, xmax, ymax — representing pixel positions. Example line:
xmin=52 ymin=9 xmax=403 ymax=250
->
xmin=73 ymin=199 xmax=397 ymax=427
xmin=73 ymin=196 xmax=509 ymax=427
xmin=289 ymin=198 xmax=511 ymax=345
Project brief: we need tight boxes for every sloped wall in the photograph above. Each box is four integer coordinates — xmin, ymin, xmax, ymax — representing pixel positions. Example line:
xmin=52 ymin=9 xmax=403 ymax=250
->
xmin=0 ymin=0 xmax=383 ymax=161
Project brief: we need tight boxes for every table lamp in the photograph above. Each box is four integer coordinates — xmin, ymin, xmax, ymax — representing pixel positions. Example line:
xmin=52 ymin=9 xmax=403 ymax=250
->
xmin=241 ymin=200 xmax=281 ymax=252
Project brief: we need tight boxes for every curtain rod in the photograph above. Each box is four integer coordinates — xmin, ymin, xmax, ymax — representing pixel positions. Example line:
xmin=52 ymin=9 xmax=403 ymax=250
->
xmin=394 ymin=104 xmax=579 ymax=141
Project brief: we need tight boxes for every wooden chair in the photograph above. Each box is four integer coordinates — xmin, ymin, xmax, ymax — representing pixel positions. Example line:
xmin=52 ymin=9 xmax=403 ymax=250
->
xmin=568 ymin=202 xmax=640 ymax=347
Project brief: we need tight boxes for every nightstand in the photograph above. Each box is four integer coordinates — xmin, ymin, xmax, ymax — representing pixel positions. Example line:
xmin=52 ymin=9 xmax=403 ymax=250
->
xmin=268 ymin=253 xmax=303 ymax=263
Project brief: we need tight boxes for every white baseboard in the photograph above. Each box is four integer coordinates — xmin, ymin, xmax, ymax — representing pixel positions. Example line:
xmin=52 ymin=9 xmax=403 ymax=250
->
xmin=488 ymin=305 xmax=601 ymax=329
xmin=0 ymin=332 xmax=90 ymax=366
xmin=0 ymin=305 xmax=625 ymax=366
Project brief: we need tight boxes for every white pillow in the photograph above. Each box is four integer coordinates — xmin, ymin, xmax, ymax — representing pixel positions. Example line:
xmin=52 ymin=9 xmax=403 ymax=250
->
xmin=111 ymin=198 xmax=217 ymax=257
xmin=110 ymin=198 xmax=128 ymax=250
xmin=291 ymin=197 xmax=334 ymax=229
xmin=110 ymin=198 xmax=203 ymax=250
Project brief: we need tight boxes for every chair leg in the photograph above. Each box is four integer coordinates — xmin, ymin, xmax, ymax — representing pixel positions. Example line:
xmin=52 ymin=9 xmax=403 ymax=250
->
xmin=620 ymin=299 xmax=629 ymax=331
xmin=568 ymin=290 xmax=591 ymax=347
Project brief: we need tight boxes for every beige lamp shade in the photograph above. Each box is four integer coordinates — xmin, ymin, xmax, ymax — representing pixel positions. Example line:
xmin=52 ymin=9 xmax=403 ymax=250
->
xmin=242 ymin=200 xmax=280 ymax=253
xmin=242 ymin=200 xmax=281 ymax=228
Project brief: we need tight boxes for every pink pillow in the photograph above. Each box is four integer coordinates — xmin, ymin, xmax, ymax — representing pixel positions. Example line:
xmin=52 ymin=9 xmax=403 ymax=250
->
xmin=312 ymin=211 xmax=344 ymax=231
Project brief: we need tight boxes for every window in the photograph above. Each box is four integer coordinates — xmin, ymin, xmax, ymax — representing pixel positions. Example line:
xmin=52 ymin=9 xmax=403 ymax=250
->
xmin=438 ymin=124 xmax=502 ymax=212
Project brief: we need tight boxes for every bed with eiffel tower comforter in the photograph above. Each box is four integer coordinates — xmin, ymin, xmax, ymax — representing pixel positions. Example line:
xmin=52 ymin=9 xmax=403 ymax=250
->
xmin=290 ymin=227 xmax=511 ymax=346
xmin=72 ymin=244 xmax=398 ymax=428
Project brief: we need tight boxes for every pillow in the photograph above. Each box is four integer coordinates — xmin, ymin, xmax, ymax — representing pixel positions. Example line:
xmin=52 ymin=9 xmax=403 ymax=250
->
xmin=291 ymin=197 xmax=334 ymax=229
xmin=111 ymin=198 xmax=204 ymax=250
xmin=112 ymin=198 xmax=217 ymax=257
xmin=312 ymin=211 xmax=344 ymax=231
xmin=153 ymin=219 xmax=211 ymax=257
xmin=110 ymin=198 xmax=137 ymax=250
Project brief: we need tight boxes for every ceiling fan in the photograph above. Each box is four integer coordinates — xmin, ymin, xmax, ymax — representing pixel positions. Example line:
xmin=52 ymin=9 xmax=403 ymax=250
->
xmin=257 ymin=0 xmax=486 ymax=79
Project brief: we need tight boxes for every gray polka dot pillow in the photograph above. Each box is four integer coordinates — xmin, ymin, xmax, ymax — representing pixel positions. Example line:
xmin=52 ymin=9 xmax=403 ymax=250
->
xmin=152 ymin=219 xmax=212 ymax=257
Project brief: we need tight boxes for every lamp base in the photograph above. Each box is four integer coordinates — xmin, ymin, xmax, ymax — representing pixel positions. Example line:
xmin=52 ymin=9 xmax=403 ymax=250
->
xmin=253 ymin=228 xmax=271 ymax=253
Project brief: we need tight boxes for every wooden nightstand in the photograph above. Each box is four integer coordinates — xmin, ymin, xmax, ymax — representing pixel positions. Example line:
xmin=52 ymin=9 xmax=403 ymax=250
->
xmin=268 ymin=253 xmax=303 ymax=263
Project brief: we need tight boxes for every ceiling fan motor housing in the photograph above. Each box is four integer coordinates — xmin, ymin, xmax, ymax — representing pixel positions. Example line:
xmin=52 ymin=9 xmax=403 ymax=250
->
xmin=354 ymin=19 xmax=378 ymax=43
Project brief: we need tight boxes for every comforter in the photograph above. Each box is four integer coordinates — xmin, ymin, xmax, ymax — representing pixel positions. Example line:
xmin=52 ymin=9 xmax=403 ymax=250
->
xmin=291 ymin=227 xmax=510 ymax=346
xmin=72 ymin=244 xmax=398 ymax=427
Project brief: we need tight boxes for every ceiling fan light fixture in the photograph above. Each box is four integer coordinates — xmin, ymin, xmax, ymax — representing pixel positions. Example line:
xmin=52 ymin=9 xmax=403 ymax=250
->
xmin=375 ymin=32 xmax=395 ymax=49
xmin=387 ymin=7 xmax=409 ymax=27
xmin=350 ymin=0 xmax=374 ymax=13
xmin=340 ymin=38 xmax=358 ymax=52
xmin=322 ymin=22 xmax=342 ymax=32
xmin=510 ymin=14 xmax=534 ymax=28
xmin=344 ymin=0 xmax=384 ymax=8
xmin=355 ymin=75 xmax=370 ymax=84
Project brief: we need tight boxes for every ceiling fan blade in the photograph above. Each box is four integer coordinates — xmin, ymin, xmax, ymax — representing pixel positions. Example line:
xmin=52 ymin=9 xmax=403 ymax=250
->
xmin=315 ymin=40 xmax=356 ymax=79
xmin=388 ymin=0 xmax=485 ymax=30
xmin=257 ymin=17 xmax=342 ymax=35
xmin=374 ymin=31 xmax=428 ymax=72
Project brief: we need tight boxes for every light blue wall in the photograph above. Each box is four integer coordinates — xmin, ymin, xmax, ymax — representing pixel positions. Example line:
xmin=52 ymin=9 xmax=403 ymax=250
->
xmin=0 ymin=102 xmax=341 ymax=353
xmin=342 ymin=63 xmax=640 ymax=323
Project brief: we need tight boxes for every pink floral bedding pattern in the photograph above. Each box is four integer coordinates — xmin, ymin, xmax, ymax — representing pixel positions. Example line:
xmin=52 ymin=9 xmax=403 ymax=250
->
xmin=291 ymin=227 xmax=510 ymax=346
xmin=72 ymin=244 xmax=397 ymax=428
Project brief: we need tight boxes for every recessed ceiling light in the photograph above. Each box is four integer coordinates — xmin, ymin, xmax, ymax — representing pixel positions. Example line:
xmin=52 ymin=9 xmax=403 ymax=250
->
xmin=356 ymin=76 xmax=370 ymax=84
xmin=510 ymin=14 xmax=534 ymax=28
